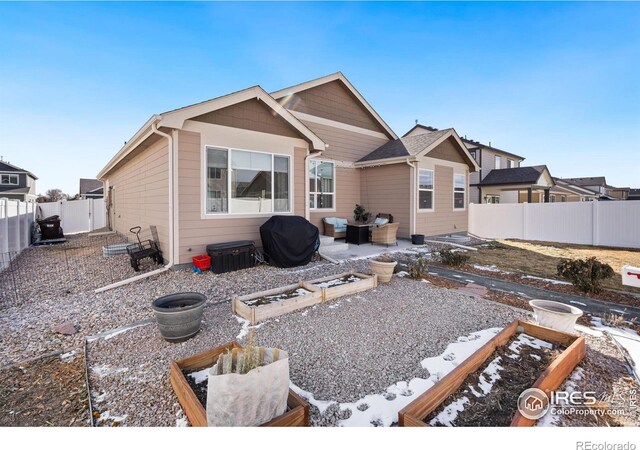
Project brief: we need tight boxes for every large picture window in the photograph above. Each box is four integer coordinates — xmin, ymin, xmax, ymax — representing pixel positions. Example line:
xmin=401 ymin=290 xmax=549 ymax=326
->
xmin=454 ymin=173 xmax=466 ymax=209
xmin=205 ymin=147 xmax=290 ymax=214
xmin=418 ymin=169 xmax=434 ymax=210
xmin=309 ymin=160 xmax=334 ymax=210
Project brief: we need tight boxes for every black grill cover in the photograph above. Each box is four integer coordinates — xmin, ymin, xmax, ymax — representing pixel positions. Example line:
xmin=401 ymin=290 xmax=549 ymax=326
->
xmin=259 ymin=216 xmax=319 ymax=268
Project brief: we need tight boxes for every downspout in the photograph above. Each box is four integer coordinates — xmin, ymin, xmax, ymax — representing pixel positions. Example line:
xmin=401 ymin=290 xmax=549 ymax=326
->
xmin=406 ymin=158 xmax=416 ymax=236
xmin=95 ymin=116 xmax=175 ymax=293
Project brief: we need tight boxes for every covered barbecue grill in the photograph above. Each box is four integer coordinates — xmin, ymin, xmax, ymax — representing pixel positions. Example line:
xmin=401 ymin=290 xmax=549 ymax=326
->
xmin=259 ymin=216 xmax=319 ymax=268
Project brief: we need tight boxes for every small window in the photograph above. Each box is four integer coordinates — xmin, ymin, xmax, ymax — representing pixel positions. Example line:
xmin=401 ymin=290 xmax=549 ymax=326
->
xmin=469 ymin=150 xmax=477 ymax=161
xmin=418 ymin=169 xmax=434 ymax=210
xmin=561 ymin=195 xmax=567 ymax=203
xmin=507 ymin=159 xmax=514 ymax=168
xmin=454 ymin=173 xmax=466 ymax=209
xmin=0 ymin=174 xmax=18 ymax=185
xmin=485 ymin=195 xmax=500 ymax=204
xmin=494 ymin=155 xmax=502 ymax=170
xmin=550 ymin=194 xmax=556 ymax=203
xmin=309 ymin=160 xmax=335 ymax=210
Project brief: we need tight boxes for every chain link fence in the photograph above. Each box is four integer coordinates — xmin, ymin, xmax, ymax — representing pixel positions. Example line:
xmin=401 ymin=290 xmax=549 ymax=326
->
xmin=0 ymin=230 xmax=163 ymax=309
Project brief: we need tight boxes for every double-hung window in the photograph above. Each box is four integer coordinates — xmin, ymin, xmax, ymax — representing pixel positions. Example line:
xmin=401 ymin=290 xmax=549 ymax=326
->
xmin=507 ymin=159 xmax=515 ymax=168
xmin=494 ymin=155 xmax=502 ymax=170
xmin=205 ymin=147 xmax=290 ymax=214
xmin=454 ymin=173 xmax=466 ymax=209
xmin=0 ymin=174 xmax=18 ymax=185
xmin=418 ymin=169 xmax=434 ymax=210
xmin=309 ymin=160 xmax=335 ymax=210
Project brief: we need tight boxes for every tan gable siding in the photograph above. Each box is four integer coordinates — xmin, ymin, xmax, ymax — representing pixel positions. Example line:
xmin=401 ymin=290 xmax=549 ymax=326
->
xmin=192 ymin=99 xmax=300 ymax=139
xmin=107 ymin=137 xmax=170 ymax=256
xmin=177 ymin=125 xmax=309 ymax=264
xmin=283 ymin=80 xmax=385 ymax=133
xmin=310 ymin=166 xmax=361 ymax=232
xmin=359 ymin=164 xmax=411 ymax=238
xmin=415 ymin=164 xmax=469 ymax=236
xmin=427 ymin=137 xmax=467 ymax=165
xmin=300 ymin=121 xmax=389 ymax=162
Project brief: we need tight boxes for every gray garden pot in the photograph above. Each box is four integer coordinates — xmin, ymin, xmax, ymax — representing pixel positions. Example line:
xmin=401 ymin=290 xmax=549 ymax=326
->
xmin=152 ymin=292 xmax=206 ymax=342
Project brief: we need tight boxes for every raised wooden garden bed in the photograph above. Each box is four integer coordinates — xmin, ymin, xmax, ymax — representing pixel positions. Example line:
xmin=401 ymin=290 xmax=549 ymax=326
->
xmin=398 ymin=320 xmax=586 ymax=427
xmin=232 ymin=281 xmax=322 ymax=325
xmin=309 ymin=270 xmax=377 ymax=302
xmin=169 ymin=341 xmax=309 ymax=427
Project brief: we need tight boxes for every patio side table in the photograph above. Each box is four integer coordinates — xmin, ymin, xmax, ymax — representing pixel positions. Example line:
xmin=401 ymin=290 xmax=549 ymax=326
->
xmin=346 ymin=223 xmax=370 ymax=245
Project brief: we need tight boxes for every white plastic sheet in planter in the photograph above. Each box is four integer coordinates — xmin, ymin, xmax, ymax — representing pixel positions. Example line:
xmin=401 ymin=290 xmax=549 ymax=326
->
xmin=622 ymin=265 xmax=640 ymax=288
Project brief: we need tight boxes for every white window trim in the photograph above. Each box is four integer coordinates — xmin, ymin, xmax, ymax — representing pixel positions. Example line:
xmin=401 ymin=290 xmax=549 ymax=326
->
xmin=308 ymin=159 xmax=336 ymax=212
xmin=0 ymin=174 xmax=19 ymax=185
xmin=507 ymin=158 xmax=514 ymax=168
xmin=202 ymin=145 xmax=293 ymax=218
xmin=453 ymin=173 xmax=466 ymax=211
xmin=494 ymin=155 xmax=502 ymax=170
xmin=417 ymin=168 xmax=435 ymax=212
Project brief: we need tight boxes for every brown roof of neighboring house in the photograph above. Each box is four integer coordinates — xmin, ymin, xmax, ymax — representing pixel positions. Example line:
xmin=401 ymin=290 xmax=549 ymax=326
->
xmin=560 ymin=176 xmax=607 ymax=187
xmin=358 ymin=129 xmax=453 ymax=162
xmin=477 ymin=165 xmax=551 ymax=186
xmin=552 ymin=178 xmax=599 ymax=196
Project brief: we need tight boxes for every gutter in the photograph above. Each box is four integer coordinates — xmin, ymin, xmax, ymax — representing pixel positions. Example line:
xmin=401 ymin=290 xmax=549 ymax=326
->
xmin=95 ymin=117 xmax=176 ymax=293
xmin=405 ymin=158 xmax=417 ymax=235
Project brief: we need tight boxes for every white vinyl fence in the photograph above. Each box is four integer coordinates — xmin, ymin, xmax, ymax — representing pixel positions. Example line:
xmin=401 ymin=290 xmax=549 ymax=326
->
xmin=38 ymin=198 xmax=106 ymax=235
xmin=0 ymin=199 xmax=37 ymax=268
xmin=469 ymin=201 xmax=640 ymax=249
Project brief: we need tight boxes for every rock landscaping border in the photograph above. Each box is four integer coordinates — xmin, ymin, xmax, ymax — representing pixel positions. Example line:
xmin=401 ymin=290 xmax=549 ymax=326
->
xmin=398 ymin=320 xmax=586 ymax=427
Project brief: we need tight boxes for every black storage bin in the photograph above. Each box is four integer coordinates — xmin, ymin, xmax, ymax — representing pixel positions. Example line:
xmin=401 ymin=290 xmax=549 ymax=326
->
xmin=206 ymin=240 xmax=256 ymax=274
xmin=37 ymin=215 xmax=64 ymax=240
xmin=411 ymin=234 xmax=425 ymax=245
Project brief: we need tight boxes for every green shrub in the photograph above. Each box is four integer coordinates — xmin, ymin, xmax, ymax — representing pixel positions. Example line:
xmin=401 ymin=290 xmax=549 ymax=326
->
xmin=408 ymin=256 xmax=429 ymax=279
xmin=353 ymin=204 xmax=372 ymax=223
xmin=556 ymin=257 xmax=614 ymax=293
xmin=438 ymin=249 xmax=469 ymax=266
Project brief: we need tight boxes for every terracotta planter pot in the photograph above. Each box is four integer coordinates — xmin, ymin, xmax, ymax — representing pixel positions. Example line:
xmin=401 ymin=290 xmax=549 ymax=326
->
xmin=369 ymin=260 xmax=397 ymax=283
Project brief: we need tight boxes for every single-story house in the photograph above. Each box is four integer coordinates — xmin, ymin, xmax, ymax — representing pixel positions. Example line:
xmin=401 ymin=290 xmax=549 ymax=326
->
xmin=549 ymin=178 xmax=599 ymax=202
xmin=0 ymin=160 xmax=37 ymax=202
xmin=559 ymin=176 xmax=629 ymax=200
xmin=97 ymin=72 xmax=478 ymax=266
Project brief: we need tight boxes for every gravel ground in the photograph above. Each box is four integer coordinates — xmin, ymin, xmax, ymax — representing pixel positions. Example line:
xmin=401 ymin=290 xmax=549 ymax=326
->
xmin=0 ymin=246 xmax=367 ymax=367
xmin=85 ymin=276 xmax=526 ymax=426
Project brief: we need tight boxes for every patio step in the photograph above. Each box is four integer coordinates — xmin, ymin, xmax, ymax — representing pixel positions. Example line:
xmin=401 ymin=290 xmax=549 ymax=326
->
xmin=319 ymin=235 xmax=335 ymax=246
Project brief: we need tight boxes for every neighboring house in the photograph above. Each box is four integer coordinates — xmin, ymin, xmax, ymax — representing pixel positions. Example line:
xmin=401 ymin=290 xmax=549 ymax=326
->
xmin=79 ymin=178 xmax=104 ymax=199
xmin=559 ymin=177 xmax=629 ymax=200
xmin=549 ymin=178 xmax=599 ymax=202
xmin=97 ymin=72 xmax=478 ymax=266
xmin=404 ymin=125 xmax=552 ymax=204
xmin=629 ymin=189 xmax=640 ymax=201
xmin=0 ymin=160 xmax=37 ymax=202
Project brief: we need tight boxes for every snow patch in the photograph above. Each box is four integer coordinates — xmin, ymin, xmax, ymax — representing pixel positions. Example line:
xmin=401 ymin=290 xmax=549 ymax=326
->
xmin=521 ymin=275 xmax=571 ymax=285
xmin=91 ymin=365 xmax=129 ymax=378
xmin=473 ymin=264 xmax=506 ymax=273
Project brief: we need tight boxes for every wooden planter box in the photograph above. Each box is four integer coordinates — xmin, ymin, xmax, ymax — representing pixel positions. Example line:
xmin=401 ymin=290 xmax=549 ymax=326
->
xmin=398 ymin=320 xmax=586 ymax=427
xmin=232 ymin=281 xmax=323 ymax=325
xmin=169 ymin=341 xmax=309 ymax=427
xmin=308 ymin=271 xmax=377 ymax=302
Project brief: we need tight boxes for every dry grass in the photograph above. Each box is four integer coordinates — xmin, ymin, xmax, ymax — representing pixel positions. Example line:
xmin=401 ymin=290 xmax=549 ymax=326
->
xmin=468 ymin=240 xmax=640 ymax=294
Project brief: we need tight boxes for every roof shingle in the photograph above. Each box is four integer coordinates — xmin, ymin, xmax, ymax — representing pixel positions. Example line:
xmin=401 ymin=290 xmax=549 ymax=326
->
xmin=358 ymin=129 xmax=452 ymax=162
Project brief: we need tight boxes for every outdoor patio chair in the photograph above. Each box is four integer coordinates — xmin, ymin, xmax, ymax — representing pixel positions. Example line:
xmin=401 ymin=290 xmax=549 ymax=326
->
xmin=371 ymin=222 xmax=400 ymax=247
xmin=322 ymin=217 xmax=348 ymax=239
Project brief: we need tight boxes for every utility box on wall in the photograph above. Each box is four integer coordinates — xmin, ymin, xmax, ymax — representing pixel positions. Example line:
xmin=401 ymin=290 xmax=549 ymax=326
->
xmin=622 ymin=265 xmax=640 ymax=288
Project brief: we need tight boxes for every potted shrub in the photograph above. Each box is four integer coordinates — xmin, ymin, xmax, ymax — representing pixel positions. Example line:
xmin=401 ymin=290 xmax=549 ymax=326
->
xmin=353 ymin=204 xmax=372 ymax=223
xmin=206 ymin=331 xmax=289 ymax=426
xmin=369 ymin=253 xmax=397 ymax=283
xmin=152 ymin=292 xmax=206 ymax=342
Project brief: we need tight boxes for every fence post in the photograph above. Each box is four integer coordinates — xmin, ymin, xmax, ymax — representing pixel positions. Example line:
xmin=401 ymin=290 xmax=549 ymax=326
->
xmin=0 ymin=198 xmax=7 ymax=255
xmin=522 ymin=202 xmax=528 ymax=240
xmin=89 ymin=198 xmax=94 ymax=232
xmin=592 ymin=201 xmax=599 ymax=246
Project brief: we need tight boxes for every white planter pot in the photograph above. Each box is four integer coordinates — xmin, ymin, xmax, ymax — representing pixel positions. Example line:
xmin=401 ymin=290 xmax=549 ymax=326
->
xmin=529 ymin=300 xmax=583 ymax=334
xmin=207 ymin=348 xmax=289 ymax=427
xmin=369 ymin=260 xmax=397 ymax=283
